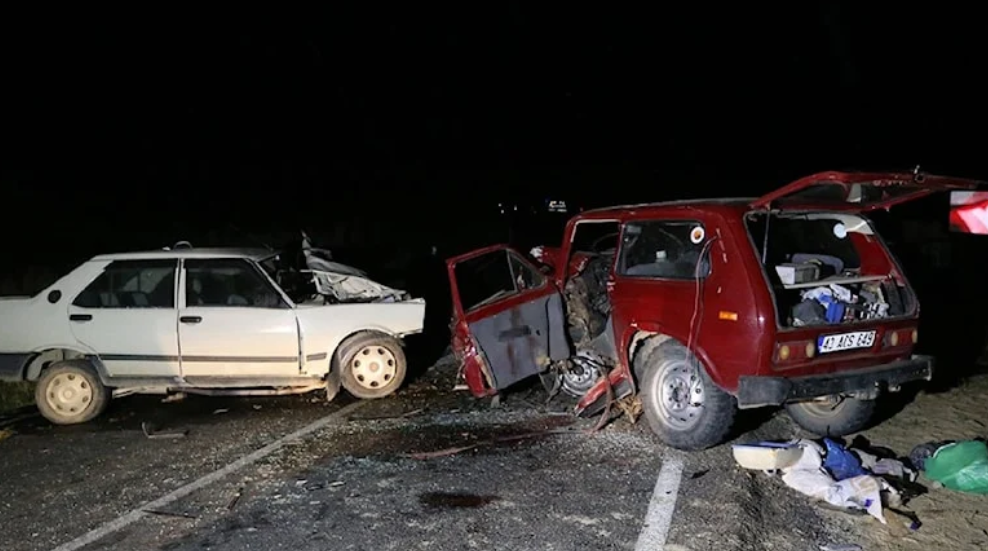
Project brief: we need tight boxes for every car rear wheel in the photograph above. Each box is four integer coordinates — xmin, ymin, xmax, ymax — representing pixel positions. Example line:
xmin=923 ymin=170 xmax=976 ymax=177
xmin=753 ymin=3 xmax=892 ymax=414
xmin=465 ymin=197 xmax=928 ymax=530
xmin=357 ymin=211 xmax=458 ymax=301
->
xmin=785 ymin=395 xmax=875 ymax=436
xmin=637 ymin=341 xmax=736 ymax=451
xmin=35 ymin=360 xmax=110 ymax=425
xmin=336 ymin=332 xmax=407 ymax=399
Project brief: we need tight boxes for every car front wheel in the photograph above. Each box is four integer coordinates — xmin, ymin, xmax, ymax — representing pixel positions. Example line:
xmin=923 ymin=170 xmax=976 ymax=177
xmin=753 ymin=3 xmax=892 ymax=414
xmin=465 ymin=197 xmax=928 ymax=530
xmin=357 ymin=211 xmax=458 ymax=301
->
xmin=336 ymin=332 xmax=407 ymax=399
xmin=638 ymin=342 xmax=736 ymax=451
xmin=35 ymin=360 xmax=110 ymax=425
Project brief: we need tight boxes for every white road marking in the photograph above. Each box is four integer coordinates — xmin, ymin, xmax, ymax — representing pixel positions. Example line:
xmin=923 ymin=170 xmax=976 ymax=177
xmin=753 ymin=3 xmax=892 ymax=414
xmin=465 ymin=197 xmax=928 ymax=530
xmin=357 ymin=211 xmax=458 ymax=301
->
xmin=50 ymin=400 xmax=368 ymax=551
xmin=634 ymin=456 xmax=684 ymax=551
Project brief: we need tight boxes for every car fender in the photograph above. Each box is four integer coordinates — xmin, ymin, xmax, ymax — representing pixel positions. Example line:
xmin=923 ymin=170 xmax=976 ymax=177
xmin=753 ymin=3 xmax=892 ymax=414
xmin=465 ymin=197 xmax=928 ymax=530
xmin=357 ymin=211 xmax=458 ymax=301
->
xmin=621 ymin=320 xmax=729 ymax=392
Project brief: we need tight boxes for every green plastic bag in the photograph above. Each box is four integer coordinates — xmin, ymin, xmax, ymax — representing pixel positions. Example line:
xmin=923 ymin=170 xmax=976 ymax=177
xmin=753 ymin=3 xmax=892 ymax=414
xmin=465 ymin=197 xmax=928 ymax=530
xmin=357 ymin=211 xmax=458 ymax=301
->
xmin=925 ymin=440 xmax=988 ymax=494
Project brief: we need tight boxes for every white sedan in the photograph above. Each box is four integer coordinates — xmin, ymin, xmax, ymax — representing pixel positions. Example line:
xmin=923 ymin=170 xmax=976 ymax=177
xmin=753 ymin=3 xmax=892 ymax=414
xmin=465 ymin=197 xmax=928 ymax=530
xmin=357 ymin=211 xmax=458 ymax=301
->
xmin=0 ymin=247 xmax=425 ymax=424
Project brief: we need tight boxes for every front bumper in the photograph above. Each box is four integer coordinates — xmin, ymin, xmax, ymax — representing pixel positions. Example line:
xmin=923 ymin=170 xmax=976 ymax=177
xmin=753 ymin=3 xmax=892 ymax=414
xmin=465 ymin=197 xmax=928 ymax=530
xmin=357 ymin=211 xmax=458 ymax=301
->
xmin=736 ymin=355 xmax=934 ymax=409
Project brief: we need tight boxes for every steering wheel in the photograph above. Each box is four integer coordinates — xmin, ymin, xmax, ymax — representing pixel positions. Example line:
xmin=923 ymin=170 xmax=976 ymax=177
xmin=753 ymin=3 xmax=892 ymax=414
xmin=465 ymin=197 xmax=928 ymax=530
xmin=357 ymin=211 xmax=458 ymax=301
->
xmin=590 ymin=232 xmax=620 ymax=253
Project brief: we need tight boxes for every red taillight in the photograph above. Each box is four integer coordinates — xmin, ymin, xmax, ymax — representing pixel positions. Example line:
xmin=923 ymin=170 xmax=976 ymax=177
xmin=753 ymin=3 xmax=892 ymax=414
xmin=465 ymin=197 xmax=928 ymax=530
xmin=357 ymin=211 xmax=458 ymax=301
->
xmin=883 ymin=328 xmax=917 ymax=349
xmin=775 ymin=341 xmax=816 ymax=363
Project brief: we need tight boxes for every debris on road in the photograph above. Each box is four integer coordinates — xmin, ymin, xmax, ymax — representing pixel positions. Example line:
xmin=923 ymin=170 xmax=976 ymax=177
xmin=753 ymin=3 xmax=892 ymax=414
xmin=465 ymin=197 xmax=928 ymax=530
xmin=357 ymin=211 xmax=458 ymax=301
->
xmin=732 ymin=441 xmax=802 ymax=471
xmin=733 ymin=438 xmax=922 ymax=524
xmin=0 ymin=428 xmax=13 ymax=442
xmin=143 ymin=508 xmax=198 ymax=520
xmin=400 ymin=428 xmax=577 ymax=460
xmin=142 ymin=421 xmax=189 ymax=439
xmin=212 ymin=408 xmax=229 ymax=415
xmin=921 ymin=440 xmax=988 ymax=494
xmin=226 ymin=487 xmax=244 ymax=511
xmin=347 ymin=407 xmax=425 ymax=422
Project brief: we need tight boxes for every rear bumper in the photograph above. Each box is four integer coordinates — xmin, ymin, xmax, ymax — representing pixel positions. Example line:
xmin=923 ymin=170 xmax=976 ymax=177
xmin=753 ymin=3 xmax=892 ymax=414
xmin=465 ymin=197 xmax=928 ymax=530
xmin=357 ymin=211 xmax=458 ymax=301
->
xmin=736 ymin=355 xmax=933 ymax=409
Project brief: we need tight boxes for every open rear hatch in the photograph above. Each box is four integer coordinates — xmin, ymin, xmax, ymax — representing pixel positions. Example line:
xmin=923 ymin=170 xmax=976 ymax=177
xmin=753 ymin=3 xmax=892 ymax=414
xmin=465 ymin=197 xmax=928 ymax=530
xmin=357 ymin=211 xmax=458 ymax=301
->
xmin=750 ymin=169 xmax=982 ymax=212
xmin=747 ymin=170 xmax=983 ymax=330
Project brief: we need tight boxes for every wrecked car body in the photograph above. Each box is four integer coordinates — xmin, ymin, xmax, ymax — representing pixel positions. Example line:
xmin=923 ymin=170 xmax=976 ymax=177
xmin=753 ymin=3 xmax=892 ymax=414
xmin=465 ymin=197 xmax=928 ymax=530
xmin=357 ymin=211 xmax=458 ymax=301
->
xmin=447 ymin=170 xmax=984 ymax=451
xmin=294 ymin=233 xmax=410 ymax=303
xmin=0 ymin=236 xmax=424 ymax=426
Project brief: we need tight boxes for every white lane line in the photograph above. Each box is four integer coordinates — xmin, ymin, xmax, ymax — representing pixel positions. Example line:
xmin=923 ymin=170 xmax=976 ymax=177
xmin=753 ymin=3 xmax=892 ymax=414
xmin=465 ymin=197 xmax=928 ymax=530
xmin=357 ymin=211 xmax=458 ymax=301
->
xmin=51 ymin=400 xmax=369 ymax=551
xmin=634 ymin=456 xmax=684 ymax=551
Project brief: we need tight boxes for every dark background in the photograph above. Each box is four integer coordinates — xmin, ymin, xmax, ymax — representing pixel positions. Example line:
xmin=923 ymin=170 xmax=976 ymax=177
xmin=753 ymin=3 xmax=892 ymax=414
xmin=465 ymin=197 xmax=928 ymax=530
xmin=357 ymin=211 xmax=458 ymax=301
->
xmin=2 ymin=6 xmax=986 ymax=376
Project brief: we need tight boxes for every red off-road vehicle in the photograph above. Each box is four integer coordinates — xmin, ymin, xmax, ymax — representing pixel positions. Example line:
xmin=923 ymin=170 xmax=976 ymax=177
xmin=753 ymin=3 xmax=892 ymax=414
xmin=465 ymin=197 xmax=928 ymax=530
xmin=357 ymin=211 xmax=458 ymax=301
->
xmin=446 ymin=170 xmax=982 ymax=450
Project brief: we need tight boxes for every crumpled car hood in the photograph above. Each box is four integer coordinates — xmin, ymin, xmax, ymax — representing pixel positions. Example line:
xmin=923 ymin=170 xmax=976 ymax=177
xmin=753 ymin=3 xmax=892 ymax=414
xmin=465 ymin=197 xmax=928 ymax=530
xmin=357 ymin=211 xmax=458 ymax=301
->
xmin=300 ymin=236 xmax=409 ymax=303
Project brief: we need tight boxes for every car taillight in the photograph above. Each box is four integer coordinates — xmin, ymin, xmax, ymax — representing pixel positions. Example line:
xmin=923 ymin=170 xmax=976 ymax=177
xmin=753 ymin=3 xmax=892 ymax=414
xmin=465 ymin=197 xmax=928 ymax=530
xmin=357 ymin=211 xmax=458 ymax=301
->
xmin=883 ymin=328 xmax=917 ymax=349
xmin=775 ymin=341 xmax=815 ymax=363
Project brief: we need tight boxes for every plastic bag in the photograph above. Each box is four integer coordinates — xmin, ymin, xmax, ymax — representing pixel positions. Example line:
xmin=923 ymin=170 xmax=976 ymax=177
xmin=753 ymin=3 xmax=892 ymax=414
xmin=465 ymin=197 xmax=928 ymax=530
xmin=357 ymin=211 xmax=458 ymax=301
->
xmin=823 ymin=438 xmax=868 ymax=481
xmin=925 ymin=440 xmax=988 ymax=494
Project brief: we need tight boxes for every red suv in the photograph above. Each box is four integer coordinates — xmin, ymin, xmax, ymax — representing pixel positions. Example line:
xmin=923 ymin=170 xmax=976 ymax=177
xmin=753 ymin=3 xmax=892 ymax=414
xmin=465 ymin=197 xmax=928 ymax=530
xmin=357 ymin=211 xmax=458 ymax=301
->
xmin=446 ymin=171 xmax=981 ymax=450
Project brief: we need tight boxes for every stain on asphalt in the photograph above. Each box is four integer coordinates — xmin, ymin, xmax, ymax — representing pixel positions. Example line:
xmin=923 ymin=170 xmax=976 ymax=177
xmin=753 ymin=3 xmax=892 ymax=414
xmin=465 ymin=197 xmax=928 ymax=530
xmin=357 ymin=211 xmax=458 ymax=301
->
xmin=418 ymin=492 xmax=500 ymax=509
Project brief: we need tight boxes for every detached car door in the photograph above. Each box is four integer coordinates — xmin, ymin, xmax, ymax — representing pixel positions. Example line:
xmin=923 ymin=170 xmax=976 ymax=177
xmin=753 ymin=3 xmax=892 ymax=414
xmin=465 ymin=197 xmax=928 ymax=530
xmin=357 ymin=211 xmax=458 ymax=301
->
xmin=68 ymin=259 xmax=181 ymax=377
xmin=447 ymin=246 xmax=568 ymax=391
xmin=178 ymin=258 xmax=300 ymax=378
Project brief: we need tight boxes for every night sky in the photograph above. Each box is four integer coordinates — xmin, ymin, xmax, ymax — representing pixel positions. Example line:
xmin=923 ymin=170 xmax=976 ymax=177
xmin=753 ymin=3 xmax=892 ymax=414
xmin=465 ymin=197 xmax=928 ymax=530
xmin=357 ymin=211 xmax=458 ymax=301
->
xmin=3 ymin=6 xmax=987 ymax=262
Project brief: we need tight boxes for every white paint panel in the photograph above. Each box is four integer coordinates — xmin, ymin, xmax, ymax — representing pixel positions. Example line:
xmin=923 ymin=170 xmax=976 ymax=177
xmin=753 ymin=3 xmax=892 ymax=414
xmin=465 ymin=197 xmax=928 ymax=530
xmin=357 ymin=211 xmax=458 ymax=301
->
xmin=67 ymin=307 xmax=180 ymax=377
xmin=295 ymin=300 xmax=426 ymax=376
xmin=177 ymin=307 xmax=300 ymax=376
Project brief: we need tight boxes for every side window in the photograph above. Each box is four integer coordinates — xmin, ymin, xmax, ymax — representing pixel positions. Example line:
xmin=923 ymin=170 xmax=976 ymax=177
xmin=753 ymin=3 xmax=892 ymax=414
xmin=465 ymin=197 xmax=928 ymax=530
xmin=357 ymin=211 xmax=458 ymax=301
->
xmin=73 ymin=260 xmax=177 ymax=308
xmin=571 ymin=221 xmax=621 ymax=254
xmin=185 ymin=259 xmax=287 ymax=309
xmin=509 ymin=253 xmax=543 ymax=291
xmin=455 ymin=250 xmax=545 ymax=312
xmin=618 ymin=220 xmax=711 ymax=279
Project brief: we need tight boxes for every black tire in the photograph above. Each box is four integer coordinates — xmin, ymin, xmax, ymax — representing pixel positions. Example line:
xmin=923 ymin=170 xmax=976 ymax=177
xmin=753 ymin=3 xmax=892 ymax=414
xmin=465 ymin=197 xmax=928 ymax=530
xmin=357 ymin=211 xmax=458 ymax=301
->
xmin=35 ymin=360 xmax=110 ymax=425
xmin=784 ymin=396 xmax=876 ymax=436
xmin=637 ymin=341 xmax=736 ymax=451
xmin=336 ymin=331 xmax=407 ymax=399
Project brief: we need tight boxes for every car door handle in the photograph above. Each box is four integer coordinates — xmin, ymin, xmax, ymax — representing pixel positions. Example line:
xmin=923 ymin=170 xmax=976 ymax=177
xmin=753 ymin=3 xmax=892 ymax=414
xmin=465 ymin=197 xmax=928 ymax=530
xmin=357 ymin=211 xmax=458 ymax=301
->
xmin=69 ymin=314 xmax=92 ymax=322
xmin=180 ymin=316 xmax=202 ymax=324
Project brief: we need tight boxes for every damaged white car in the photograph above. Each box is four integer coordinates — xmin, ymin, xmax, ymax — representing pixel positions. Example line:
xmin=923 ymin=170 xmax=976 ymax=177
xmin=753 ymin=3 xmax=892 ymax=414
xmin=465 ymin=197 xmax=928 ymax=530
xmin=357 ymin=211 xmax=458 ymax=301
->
xmin=0 ymin=240 xmax=425 ymax=425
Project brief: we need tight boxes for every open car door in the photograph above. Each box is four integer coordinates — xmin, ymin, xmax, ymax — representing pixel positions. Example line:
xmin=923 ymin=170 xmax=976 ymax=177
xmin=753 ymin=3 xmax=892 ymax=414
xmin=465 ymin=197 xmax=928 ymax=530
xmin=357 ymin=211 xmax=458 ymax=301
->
xmin=751 ymin=170 xmax=984 ymax=212
xmin=447 ymin=245 xmax=569 ymax=394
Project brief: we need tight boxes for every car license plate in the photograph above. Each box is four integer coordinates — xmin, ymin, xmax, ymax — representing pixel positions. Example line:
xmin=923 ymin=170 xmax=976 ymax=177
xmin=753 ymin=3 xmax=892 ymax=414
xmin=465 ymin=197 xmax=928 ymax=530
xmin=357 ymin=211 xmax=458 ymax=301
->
xmin=817 ymin=330 xmax=876 ymax=354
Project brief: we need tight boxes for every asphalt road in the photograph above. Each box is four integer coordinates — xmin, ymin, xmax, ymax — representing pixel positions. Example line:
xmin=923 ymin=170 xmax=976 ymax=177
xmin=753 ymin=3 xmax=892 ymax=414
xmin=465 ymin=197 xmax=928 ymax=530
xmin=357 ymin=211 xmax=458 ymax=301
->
xmin=0 ymin=362 xmax=862 ymax=551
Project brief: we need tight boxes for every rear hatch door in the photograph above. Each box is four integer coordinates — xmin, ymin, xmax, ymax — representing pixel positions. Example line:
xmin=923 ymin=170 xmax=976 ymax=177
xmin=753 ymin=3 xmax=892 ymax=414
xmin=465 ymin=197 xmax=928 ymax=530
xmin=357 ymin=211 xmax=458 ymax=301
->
xmin=751 ymin=170 xmax=983 ymax=212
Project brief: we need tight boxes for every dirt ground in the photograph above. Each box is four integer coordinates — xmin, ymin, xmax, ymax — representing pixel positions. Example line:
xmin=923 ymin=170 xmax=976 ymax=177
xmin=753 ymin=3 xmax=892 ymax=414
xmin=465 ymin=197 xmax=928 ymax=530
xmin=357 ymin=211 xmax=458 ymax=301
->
xmin=848 ymin=373 xmax=988 ymax=550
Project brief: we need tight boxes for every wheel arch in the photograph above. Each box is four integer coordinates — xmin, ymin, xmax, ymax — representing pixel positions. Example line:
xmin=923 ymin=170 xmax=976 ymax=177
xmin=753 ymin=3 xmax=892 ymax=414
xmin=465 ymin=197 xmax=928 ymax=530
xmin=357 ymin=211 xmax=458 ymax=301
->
xmin=626 ymin=329 xmax=729 ymax=392
xmin=24 ymin=347 xmax=97 ymax=382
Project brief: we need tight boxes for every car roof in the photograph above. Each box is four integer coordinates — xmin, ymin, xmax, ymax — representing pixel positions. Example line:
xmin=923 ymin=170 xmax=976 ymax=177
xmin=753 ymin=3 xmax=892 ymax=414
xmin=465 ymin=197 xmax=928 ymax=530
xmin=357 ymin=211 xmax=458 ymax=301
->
xmin=91 ymin=247 xmax=277 ymax=262
xmin=576 ymin=197 xmax=757 ymax=220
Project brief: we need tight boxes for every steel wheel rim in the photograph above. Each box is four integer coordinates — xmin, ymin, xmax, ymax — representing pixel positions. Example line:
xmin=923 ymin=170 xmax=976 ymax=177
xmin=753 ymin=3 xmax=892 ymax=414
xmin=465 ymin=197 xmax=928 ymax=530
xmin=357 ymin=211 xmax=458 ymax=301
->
xmin=350 ymin=345 xmax=398 ymax=390
xmin=45 ymin=373 xmax=94 ymax=417
xmin=654 ymin=361 xmax=704 ymax=431
xmin=560 ymin=361 xmax=600 ymax=397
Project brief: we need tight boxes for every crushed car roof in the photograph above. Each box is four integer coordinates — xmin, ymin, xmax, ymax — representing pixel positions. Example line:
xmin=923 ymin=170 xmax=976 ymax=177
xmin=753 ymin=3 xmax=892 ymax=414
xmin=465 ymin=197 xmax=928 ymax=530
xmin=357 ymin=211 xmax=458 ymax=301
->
xmin=91 ymin=248 xmax=277 ymax=262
